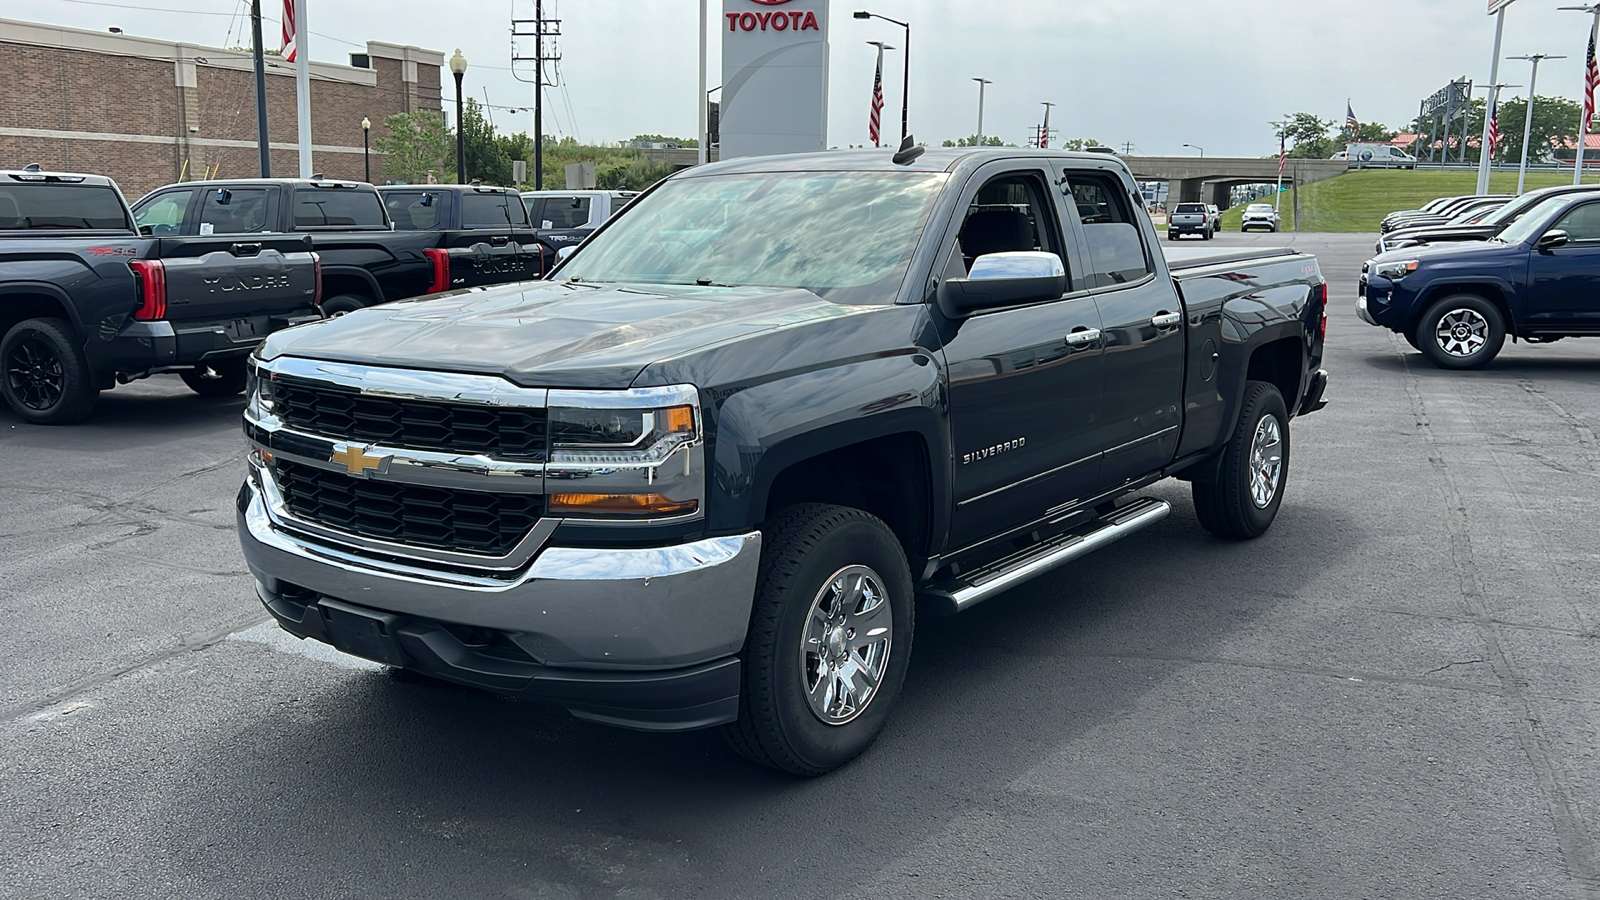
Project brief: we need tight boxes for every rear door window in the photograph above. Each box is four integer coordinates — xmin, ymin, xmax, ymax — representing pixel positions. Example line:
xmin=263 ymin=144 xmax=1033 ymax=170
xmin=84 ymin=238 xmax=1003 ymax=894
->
xmin=1173 ymin=203 xmax=1205 ymax=215
xmin=461 ymin=192 xmax=529 ymax=229
xmin=1550 ymin=202 xmax=1600 ymax=244
xmin=199 ymin=187 xmax=270 ymax=234
xmin=1062 ymin=172 xmax=1154 ymax=289
xmin=382 ymin=191 xmax=440 ymax=230
xmin=293 ymin=188 xmax=387 ymax=228
xmin=539 ymin=196 xmax=592 ymax=229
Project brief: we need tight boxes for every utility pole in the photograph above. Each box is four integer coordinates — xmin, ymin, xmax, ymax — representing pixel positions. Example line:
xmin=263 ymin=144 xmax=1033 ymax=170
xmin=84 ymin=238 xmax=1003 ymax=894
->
xmin=1121 ymin=141 xmax=1135 ymax=154
xmin=1509 ymin=53 xmax=1563 ymax=193
xmin=249 ymin=0 xmax=270 ymax=176
xmin=513 ymin=3 xmax=561 ymax=189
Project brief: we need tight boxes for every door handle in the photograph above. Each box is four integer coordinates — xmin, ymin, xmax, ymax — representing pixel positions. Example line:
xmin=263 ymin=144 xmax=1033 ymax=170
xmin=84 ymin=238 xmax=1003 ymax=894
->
xmin=1064 ymin=327 xmax=1102 ymax=347
xmin=1151 ymin=311 xmax=1181 ymax=329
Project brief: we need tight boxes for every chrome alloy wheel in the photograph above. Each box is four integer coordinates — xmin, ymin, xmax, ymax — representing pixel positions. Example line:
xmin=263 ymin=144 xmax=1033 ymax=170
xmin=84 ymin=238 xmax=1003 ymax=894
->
xmin=4 ymin=336 xmax=65 ymax=411
xmin=1435 ymin=308 xmax=1490 ymax=358
xmin=1249 ymin=415 xmax=1284 ymax=509
xmin=799 ymin=565 xmax=893 ymax=725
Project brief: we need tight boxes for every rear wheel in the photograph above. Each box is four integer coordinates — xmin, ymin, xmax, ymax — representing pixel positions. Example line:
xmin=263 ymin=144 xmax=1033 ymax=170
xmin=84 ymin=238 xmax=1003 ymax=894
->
xmin=180 ymin=356 xmax=248 ymax=397
xmin=1417 ymin=293 xmax=1505 ymax=370
xmin=721 ymin=504 xmax=913 ymax=776
xmin=319 ymin=294 xmax=370 ymax=316
xmin=1193 ymin=381 xmax=1290 ymax=540
xmin=1 ymin=317 xmax=98 ymax=424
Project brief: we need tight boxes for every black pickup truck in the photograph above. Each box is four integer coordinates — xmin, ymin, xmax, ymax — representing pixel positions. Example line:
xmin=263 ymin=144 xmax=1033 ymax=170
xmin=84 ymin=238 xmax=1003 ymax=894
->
xmin=1 ymin=167 xmax=320 ymax=424
xmin=237 ymin=147 xmax=1328 ymax=774
xmin=131 ymin=178 xmax=541 ymax=315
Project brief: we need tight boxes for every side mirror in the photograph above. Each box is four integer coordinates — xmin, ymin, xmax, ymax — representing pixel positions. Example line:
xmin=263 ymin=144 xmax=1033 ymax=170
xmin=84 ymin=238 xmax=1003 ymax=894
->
xmin=937 ymin=251 xmax=1067 ymax=316
xmin=213 ymin=189 xmax=231 ymax=206
xmin=556 ymin=246 xmax=576 ymax=262
xmin=1536 ymin=229 xmax=1570 ymax=251
xmin=138 ymin=224 xmax=153 ymax=236
xmin=419 ymin=193 xmax=434 ymax=207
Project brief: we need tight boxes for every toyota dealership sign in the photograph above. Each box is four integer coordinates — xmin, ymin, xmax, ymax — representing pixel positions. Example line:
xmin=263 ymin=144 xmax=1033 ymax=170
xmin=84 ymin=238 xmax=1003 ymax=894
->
xmin=720 ymin=0 xmax=830 ymax=159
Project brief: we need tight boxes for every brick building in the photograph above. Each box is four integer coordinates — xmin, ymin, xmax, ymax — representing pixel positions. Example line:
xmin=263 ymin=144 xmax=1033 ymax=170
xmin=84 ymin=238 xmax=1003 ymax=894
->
xmin=0 ymin=17 xmax=443 ymax=199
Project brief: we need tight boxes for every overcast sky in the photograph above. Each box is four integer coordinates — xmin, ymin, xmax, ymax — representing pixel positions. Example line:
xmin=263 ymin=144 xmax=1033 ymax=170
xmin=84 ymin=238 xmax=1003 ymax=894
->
xmin=24 ymin=0 xmax=1600 ymax=155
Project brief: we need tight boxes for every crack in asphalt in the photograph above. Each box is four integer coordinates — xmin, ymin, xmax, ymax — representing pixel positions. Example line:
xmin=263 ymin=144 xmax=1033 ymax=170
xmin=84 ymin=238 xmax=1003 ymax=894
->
xmin=1398 ymin=338 xmax=1600 ymax=898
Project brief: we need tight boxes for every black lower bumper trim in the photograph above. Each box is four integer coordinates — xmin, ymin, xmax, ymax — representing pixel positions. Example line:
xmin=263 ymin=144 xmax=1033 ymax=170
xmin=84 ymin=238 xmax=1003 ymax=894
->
xmin=1299 ymin=368 xmax=1329 ymax=415
xmin=259 ymin=585 xmax=741 ymax=732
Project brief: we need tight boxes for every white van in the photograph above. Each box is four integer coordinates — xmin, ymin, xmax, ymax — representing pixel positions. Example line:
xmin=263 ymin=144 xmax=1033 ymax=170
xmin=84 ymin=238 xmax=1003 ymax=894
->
xmin=1340 ymin=144 xmax=1417 ymax=170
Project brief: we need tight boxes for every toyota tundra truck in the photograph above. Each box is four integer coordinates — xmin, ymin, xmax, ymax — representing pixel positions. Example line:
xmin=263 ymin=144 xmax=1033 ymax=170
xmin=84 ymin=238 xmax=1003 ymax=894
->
xmin=238 ymin=146 xmax=1329 ymax=775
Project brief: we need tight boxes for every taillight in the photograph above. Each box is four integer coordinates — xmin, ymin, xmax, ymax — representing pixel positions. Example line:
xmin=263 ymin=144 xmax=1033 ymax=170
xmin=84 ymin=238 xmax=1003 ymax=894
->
xmin=128 ymin=259 xmax=166 ymax=320
xmin=311 ymin=251 xmax=323 ymax=304
xmin=423 ymin=248 xmax=450 ymax=294
xmin=1316 ymin=281 xmax=1328 ymax=341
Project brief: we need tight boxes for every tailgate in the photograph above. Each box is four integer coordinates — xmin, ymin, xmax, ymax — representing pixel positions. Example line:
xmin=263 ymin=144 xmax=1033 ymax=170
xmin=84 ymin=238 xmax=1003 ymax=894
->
xmin=438 ymin=230 xmax=544 ymax=288
xmin=155 ymin=235 xmax=319 ymax=321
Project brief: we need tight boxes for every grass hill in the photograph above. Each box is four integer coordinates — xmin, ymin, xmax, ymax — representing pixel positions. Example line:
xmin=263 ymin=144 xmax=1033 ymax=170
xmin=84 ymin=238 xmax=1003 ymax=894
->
xmin=1216 ymin=168 xmax=1600 ymax=233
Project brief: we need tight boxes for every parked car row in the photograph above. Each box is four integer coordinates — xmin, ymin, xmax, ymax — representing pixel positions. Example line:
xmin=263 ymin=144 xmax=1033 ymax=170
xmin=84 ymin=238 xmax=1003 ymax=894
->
xmin=1360 ymin=187 xmax=1600 ymax=368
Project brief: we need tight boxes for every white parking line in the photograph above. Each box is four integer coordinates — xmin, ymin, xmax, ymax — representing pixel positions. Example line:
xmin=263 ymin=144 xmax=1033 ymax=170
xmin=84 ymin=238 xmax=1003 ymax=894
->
xmin=227 ymin=621 xmax=381 ymax=671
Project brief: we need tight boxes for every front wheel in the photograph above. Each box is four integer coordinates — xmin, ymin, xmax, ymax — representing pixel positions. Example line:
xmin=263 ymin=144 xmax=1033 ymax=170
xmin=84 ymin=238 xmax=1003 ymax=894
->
xmin=1 ymin=317 xmax=99 ymax=424
xmin=180 ymin=357 xmax=248 ymax=397
xmin=1417 ymin=294 xmax=1505 ymax=369
xmin=721 ymin=504 xmax=914 ymax=776
xmin=1192 ymin=381 xmax=1290 ymax=540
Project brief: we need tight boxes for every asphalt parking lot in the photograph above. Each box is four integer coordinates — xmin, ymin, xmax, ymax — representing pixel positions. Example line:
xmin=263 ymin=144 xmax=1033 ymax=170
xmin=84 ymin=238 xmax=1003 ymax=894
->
xmin=3 ymin=231 xmax=1598 ymax=899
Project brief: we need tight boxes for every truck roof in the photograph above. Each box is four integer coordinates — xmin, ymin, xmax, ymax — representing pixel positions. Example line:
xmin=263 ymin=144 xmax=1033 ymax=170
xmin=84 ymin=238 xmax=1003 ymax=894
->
xmin=687 ymin=147 xmax=1137 ymax=177
xmin=1 ymin=168 xmax=118 ymax=188
xmin=182 ymin=177 xmax=372 ymax=189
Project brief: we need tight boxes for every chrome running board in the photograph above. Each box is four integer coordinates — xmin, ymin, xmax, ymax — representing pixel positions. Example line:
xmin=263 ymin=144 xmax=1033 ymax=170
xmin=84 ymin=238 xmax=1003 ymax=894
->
xmin=921 ymin=498 xmax=1171 ymax=615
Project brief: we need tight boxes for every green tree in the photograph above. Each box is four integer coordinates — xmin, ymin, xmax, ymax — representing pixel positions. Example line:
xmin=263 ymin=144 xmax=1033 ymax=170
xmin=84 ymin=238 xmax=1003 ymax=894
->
xmin=373 ymin=110 xmax=450 ymax=184
xmin=628 ymin=134 xmax=699 ymax=147
xmin=941 ymin=134 xmax=1011 ymax=147
xmin=1058 ymin=138 xmax=1104 ymax=151
xmin=1351 ymin=121 xmax=1396 ymax=142
xmin=458 ymin=99 xmax=511 ymax=185
xmin=1491 ymin=95 xmax=1582 ymax=164
xmin=1281 ymin=112 xmax=1337 ymax=158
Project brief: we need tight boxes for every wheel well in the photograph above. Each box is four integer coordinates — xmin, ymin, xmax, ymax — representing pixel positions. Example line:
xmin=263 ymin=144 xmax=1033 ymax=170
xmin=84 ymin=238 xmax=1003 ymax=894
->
xmin=763 ymin=433 xmax=932 ymax=568
xmin=1245 ymin=337 xmax=1303 ymax=410
xmin=1412 ymin=284 xmax=1511 ymax=333
xmin=0 ymin=293 xmax=75 ymax=341
xmin=321 ymin=273 xmax=376 ymax=303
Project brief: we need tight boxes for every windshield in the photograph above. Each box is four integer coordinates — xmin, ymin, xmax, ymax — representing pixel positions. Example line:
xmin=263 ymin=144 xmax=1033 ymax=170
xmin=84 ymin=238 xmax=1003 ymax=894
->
xmin=1448 ymin=201 xmax=1503 ymax=224
xmin=557 ymin=171 xmax=947 ymax=302
xmin=1496 ymin=196 xmax=1571 ymax=244
xmin=1246 ymin=204 xmax=1274 ymax=213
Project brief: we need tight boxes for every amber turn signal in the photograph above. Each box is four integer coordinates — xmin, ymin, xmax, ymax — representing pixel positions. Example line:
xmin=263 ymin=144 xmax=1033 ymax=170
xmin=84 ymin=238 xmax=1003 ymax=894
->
xmin=548 ymin=492 xmax=698 ymax=515
xmin=661 ymin=405 xmax=695 ymax=433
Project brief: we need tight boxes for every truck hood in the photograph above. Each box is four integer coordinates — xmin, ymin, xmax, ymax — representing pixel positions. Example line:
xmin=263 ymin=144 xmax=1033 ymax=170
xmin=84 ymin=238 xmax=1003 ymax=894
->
xmin=257 ymin=279 xmax=875 ymax=388
xmin=1371 ymin=236 xmax=1520 ymax=267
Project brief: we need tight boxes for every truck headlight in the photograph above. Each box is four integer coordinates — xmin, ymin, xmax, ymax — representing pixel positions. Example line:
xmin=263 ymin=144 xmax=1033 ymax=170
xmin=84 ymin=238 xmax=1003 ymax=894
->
xmin=1373 ymin=259 xmax=1419 ymax=280
xmin=546 ymin=385 xmax=704 ymax=519
xmin=244 ymin=357 xmax=276 ymax=420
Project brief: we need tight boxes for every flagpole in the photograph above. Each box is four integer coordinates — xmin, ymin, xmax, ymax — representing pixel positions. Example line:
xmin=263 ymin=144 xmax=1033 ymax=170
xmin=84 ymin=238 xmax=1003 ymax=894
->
xmin=1477 ymin=6 xmax=1506 ymax=194
xmin=697 ymin=0 xmax=707 ymax=167
xmin=293 ymin=0 xmax=312 ymax=177
xmin=872 ymin=42 xmax=884 ymax=147
xmin=1568 ymin=4 xmax=1600 ymax=185
xmin=1271 ymin=119 xmax=1286 ymax=215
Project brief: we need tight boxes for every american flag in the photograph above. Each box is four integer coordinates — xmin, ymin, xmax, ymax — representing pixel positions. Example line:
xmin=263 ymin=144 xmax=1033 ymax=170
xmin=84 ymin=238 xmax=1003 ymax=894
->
xmin=869 ymin=46 xmax=885 ymax=148
xmin=281 ymin=0 xmax=298 ymax=63
xmin=1345 ymin=102 xmax=1358 ymax=138
xmin=1487 ymin=95 xmax=1501 ymax=159
xmin=1278 ymin=132 xmax=1286 ymax=175
xmin=1584 ymin=28 xmax=1600 ymax=138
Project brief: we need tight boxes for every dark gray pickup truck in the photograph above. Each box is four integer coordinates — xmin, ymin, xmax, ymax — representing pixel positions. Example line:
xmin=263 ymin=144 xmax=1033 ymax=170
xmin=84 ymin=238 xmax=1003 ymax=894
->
xmin=237 ymin=147 xmax=1328 ymax=774
xmin=1 ymin=168 xmax=320 ymax=423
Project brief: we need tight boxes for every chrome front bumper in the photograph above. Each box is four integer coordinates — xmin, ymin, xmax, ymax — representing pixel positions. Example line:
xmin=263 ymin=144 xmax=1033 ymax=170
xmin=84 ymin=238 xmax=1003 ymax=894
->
xmin=237 ymin=474 xmax=762 ymax=670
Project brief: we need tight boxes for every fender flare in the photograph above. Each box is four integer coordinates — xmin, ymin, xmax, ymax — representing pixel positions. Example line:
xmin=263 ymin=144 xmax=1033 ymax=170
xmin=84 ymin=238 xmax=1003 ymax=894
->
xmin=317 ymin=264 xmax=384 ymax=303
xmin=0 ymin=281 xmax=88 ymax=338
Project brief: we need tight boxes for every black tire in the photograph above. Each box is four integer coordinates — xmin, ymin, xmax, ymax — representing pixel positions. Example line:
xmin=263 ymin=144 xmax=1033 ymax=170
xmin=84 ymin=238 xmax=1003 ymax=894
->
xmin=1192 ymin=381 xmax=1290 ymax=540
xmin=180 ymin=356 xmax=248 ymax=397
xmin=1167 ymin=231 xmax=1178 ymax=241
xmin=721 ymin=504 xmax=914 ymax=776
xmin=1416 ymin=293 xmax=1506 ymax=370
xmin=1202 ymin=227 xmax=1213 ymax=241
xmin=319 ymin=294 xmax=370 ymax=316
xmin=1 ymin=317 xmax=98 ymax=425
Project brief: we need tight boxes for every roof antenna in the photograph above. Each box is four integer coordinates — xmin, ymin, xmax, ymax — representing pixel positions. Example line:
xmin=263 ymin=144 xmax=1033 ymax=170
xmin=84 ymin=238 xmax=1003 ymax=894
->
xmin=891 ymin=134 xmax=924 ymax=165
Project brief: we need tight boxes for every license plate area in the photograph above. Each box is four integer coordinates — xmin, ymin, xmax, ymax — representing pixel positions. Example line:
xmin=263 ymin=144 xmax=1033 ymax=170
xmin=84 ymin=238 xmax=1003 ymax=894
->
xmin=318 ymin=599 xmax=407 ymax=666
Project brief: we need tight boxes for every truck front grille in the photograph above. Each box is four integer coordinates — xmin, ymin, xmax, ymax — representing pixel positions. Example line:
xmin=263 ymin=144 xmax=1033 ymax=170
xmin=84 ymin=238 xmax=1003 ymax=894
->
xmin=274 ymin=460 xmax=542 ymax=556
xmin=273 ymin=377 xmax=547 ymax=461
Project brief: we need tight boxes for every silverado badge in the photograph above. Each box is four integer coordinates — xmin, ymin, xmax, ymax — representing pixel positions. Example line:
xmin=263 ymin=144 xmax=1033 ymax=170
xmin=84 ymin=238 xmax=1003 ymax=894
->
xmin=330 ymin=443 xmax=385 ymax=476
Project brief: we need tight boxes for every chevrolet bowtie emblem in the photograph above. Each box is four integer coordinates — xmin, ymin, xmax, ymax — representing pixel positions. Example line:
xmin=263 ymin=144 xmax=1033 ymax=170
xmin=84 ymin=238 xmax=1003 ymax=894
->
xmin=330 ymin=443 xmax=385 ymax=476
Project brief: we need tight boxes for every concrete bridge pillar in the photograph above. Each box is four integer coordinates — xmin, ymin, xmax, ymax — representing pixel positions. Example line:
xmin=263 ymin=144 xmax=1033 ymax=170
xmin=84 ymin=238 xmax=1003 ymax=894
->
xmin=1209 ymin=182 xmax=1232 ymax=210
xmin=1172 ymin=178 xmax=1203 ymax=203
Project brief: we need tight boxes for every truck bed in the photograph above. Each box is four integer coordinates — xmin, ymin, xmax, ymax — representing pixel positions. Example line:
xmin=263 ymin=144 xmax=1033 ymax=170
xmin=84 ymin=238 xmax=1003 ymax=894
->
xmin=1162 ymin=245 xmax=1298 ymax=272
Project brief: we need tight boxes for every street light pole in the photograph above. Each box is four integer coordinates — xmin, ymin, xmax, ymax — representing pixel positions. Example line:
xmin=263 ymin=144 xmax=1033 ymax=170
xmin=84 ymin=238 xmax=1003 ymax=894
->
xmin=1182 ymin=143 xmax=1205 ymax=158
xmin=249 ymin=0 xmax=270 ymax=177
xmin=449 ymin=49 xmax=467 ymax=184
xmin=854 ymin=11 xmax=911 ymax=142
xmin=1561 ymin=4 xmax=1600 ymax=184
xmin=1477 ymin=4 xmax=1508 ymax=194
xmin=972 ymin=77 xmax=992 ymax=146
xmin=1508 ymin=53 xmax=1562 ymax=193
xmin=361 ymin=116 xmax=371 ymax=182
